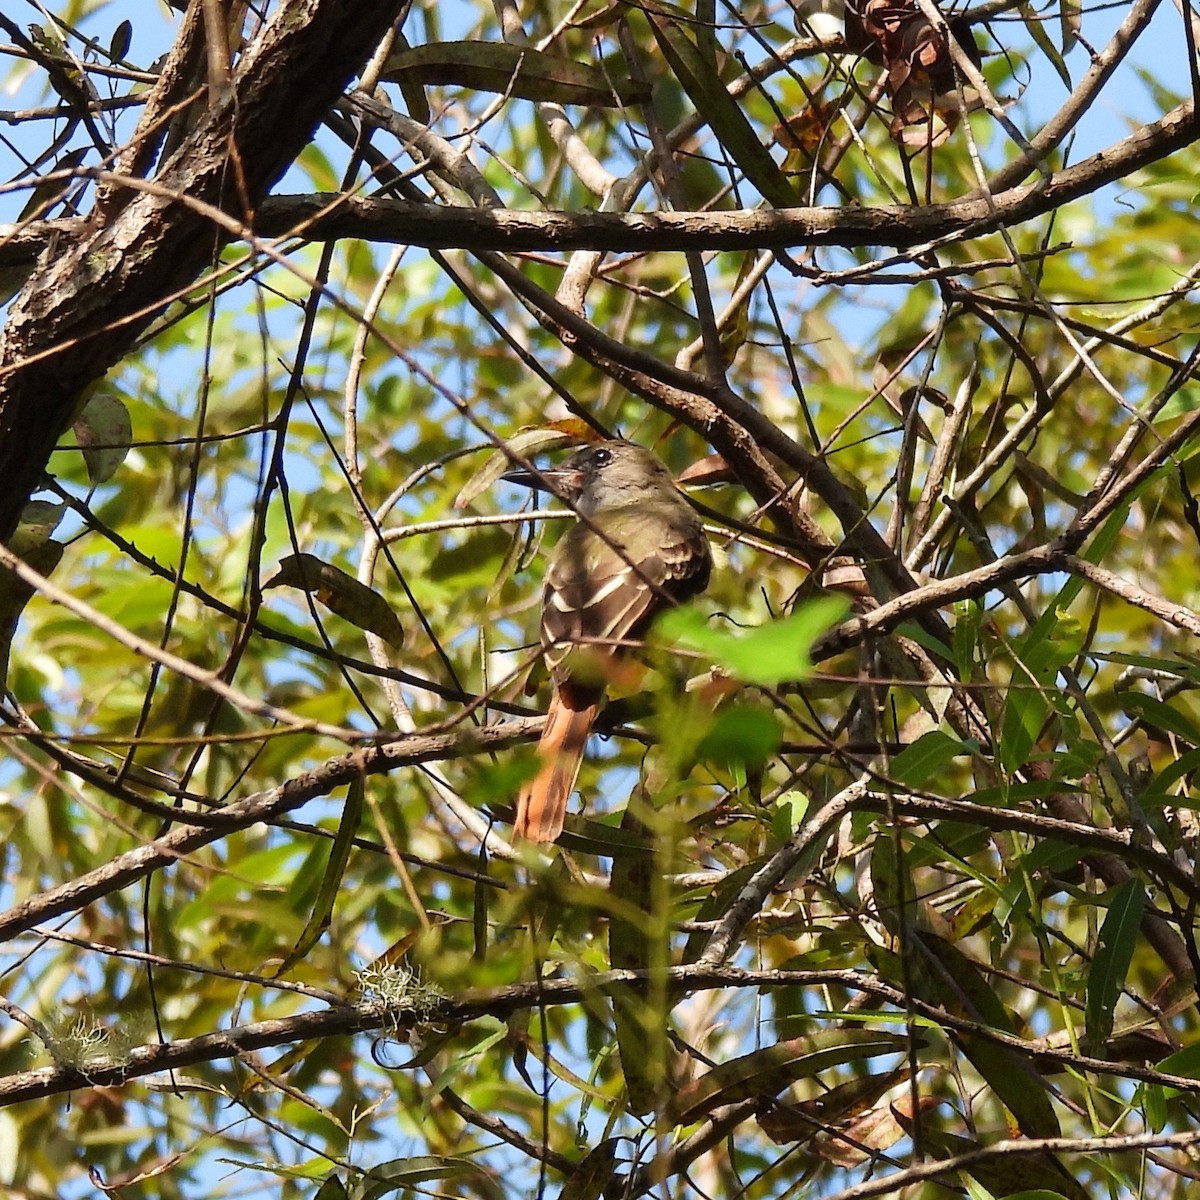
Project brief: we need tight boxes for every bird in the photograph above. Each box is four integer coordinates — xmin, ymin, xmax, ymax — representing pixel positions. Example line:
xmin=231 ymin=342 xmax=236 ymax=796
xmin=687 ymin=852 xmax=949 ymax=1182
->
xmin=503 ymin=440 xmax=712 ymax=843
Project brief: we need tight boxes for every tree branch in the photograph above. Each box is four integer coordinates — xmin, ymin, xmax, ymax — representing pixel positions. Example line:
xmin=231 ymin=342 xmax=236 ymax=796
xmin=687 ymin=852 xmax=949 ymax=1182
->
xmin=0 ymin=717 xmax=540 ymax=943
xmin=5 ymin=963 xmax=1200 ymax=1109
xmin=0 ymin=99 xmax=1193 ymax=269
xmin=0 ymin=0 xmax=409 ymax=540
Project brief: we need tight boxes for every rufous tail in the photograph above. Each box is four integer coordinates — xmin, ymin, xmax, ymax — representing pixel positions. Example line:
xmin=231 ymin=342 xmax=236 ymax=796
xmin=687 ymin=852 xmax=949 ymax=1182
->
xmin=514 ymin=692 xmax=599 ymax=842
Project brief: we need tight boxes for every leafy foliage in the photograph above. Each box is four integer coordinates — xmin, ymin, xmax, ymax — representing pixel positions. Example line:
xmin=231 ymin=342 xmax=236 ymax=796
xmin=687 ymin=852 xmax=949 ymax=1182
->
xmin=1 ymin=0 xmax=1199 ymax=1198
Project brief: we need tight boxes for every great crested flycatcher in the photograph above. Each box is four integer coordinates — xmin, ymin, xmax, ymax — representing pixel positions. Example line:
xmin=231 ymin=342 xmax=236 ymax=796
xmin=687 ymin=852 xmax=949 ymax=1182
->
xmin=503 ymin=441 xmax=712 ymax=842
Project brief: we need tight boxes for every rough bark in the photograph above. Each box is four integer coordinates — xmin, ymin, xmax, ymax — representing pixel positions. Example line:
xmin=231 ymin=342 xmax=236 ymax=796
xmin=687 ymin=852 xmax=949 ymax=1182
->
xmin=0 ymin=0 xmax=407 ymax=540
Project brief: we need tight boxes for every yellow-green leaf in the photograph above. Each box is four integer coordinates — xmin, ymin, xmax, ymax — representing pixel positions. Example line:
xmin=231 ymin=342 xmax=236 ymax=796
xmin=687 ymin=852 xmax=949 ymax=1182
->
xmin=73 ymin=392 xmax=133 ymax=486
xmin=656 ymin=597 xmax=847 ymax=688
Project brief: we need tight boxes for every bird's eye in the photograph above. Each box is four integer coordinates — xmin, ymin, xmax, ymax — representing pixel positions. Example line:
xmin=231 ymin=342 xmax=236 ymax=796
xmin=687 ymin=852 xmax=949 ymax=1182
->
xmin=591 ymin=447 xmax=612 ymax=467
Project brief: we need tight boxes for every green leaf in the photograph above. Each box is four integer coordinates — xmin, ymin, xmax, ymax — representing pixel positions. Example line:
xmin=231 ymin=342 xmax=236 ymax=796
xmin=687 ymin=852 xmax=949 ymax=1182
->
xmin=771 ymin=790 xmax=810 ymax=845
xmin=1118 ymin=692 xmax=1200 ymax=745
xmin=666 ymin=1029 xmax=911 ymax=1126
xmin=869 ymin=835 xmax=911 ymax=938
xmin=353 ymin=1156 xmax=488 ymax=1200
xmin=997 ymin=686 xmax=1048 ymax=773
xmin=1094 ymin=651 xmax=1200 ymax=679
xmin=10 ymin=500 xmax=65 ymax=552
xmin=387 ymin=32 xmax=431 ymax=124
xmin=997 ymin=607 xmax=1084 ymax=773
xmin=274 ymin=777 xmax=362 ymax=974
xmin=381 ymin=40 xmax=650 ymax=107
xmin=1020 ymin=2 xmax=1072 ymax=88
xmin=17 ymin=146 xmax=87 ymax=221
xmin=1139 ymin=1080 xmax=1168 ymax=1130
xmin=609 ymin=817 xmax=665 ymax=1115
xmin=892 ymin=619 xmax=954 ymax=664
xmin=876 ymin=933 xmax=1061 ymax=1137
xmin=916 ymin=1128 xmax=1086 ymax=1199
xmin=108 ymin=20 xmax=133 ymax=63
xmin=952 ymin=599 xmax=984 ymax=681
xmin=1085 ymin=878 xmax=1144 ymax=1050
xmin=718 ymin=250 xmax=759 ymax=366
xmin=956 ymin=1032 xmax=1061 ymax=1139
xmin=904 ymin=820 xmax=990 ymax=871
xmin=681 ymin=860 xmax=761 ymax=964
xmin=889 ymin=729 xmax=971 ymax=787
xmin=1003 ymin=1193 xmax=1085 ymax=1200
xmin=961 ymin=779 xmax=1064 ymax=808
xmin=656 ymin=597 xmax=848 ymax=687
xmin=1153 ymin=382 xmax=1200 ymax=423
xmin=696 ymin=704 xmax=781 ymax=769
xmin=1152 ymin=1038 xmax=1200 ymax=1081
xmin=73 ymin=392 xmax=133 ymax=486
xmin=643 ymin=7 xmax=802 ymax=208
xmin=314 ymin=1175 xmax=348 ymax=1200
xmin=560 ymin=1138 xmax=621 ymax=1200
xmin=0 ymin=536 xmax=63 ymax=685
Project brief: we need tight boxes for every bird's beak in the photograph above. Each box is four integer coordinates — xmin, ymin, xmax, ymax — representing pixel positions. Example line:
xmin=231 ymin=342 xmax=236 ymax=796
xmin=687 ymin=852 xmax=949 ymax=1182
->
xmin=502 ymin=464 xmax=586 ymax=500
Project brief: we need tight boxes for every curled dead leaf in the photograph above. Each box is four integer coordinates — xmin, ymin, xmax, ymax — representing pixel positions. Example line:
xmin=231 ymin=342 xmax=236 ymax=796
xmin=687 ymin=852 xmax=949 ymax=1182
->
xmin=264 ymin=554 xmax=404 ymax=647
xmin=845 ymin=0 xmax=984 ymax=148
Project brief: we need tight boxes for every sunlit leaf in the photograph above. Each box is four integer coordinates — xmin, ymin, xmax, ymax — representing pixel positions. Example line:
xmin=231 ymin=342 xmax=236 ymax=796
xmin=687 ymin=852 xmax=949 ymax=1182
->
xmin=1020 ymin=2 xmax=1072 ymax=89
xmin=454 ymin=423 xmax=594 ymax=510
xmin=73 ymin=392 xmax=133 ymax=486
xmin=352 ymin=1156 xmax=489 ymax=1200
xmin=656 ymin=597 xmax=848 ymax=688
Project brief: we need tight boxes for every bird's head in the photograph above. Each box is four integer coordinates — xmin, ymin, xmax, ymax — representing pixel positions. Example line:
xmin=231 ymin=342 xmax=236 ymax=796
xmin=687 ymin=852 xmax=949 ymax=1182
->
xmin=503 ymin=440 xmax=679 ymax=516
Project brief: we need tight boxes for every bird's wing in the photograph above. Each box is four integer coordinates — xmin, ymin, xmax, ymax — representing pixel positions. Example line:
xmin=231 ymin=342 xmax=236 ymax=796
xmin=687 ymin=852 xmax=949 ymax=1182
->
xmin=541 ymin=503 xmax=710 ymax=674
